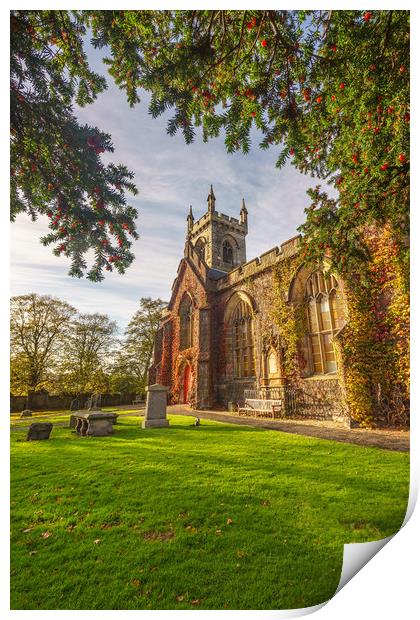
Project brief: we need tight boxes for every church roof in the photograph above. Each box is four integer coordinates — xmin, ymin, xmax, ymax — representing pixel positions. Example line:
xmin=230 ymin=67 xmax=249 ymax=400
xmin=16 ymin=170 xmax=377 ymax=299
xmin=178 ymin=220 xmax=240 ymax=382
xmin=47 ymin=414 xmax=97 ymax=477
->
xmin=207 ymin=267 xmax=228 ymax=280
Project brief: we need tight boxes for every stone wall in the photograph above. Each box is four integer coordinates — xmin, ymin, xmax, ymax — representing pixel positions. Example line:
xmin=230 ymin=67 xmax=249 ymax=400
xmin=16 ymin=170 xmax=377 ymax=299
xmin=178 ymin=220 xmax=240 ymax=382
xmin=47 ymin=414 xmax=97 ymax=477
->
xmin=10 ymin=391 xmax=136 ymax=413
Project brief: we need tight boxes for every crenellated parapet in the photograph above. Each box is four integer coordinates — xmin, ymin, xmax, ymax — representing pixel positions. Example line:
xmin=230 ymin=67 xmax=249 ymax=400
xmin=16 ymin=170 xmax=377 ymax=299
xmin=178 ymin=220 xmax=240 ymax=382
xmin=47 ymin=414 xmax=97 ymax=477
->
xmin=213 ymin=235 xmax=301 ymax=291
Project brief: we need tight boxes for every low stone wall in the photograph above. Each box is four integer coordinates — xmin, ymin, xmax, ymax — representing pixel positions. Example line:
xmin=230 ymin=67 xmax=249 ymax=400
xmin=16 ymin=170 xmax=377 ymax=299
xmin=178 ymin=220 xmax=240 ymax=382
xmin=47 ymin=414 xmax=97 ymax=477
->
xmin=213 ymin=377 xmax=347 ymax=421
xmin=10 ymin=392 xmax=136 ymax=413
xmin=288 ymin=378 xmax=348 ymax=422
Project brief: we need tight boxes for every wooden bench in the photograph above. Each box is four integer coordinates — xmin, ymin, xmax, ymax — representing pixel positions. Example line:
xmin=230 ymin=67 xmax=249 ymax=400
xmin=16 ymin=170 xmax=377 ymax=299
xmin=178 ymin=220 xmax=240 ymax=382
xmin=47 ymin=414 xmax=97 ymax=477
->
xmin=237 ymin=398 xmax=284 ymax=419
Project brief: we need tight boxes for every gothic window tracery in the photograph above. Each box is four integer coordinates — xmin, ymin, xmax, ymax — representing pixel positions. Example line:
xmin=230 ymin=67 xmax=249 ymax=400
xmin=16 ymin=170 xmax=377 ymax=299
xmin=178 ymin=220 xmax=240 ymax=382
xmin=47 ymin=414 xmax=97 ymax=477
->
xmin=195 ymin=238 xmax=206 ymax=262
xmin=305 ymin=271 xmax=345 ymax=374
xmin=230 ymin=299 xmax=255 ymax=378
xmin=179 ymin=295 xmax=193 ymax=350
xmin=222 ymin=240 xmax=234 ymax=265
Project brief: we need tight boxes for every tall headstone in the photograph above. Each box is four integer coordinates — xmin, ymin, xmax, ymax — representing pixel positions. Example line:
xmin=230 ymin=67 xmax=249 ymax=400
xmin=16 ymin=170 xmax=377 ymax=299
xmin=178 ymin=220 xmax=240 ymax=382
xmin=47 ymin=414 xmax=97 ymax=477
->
xmin=142 ymin=384 xmax=169 ymax=428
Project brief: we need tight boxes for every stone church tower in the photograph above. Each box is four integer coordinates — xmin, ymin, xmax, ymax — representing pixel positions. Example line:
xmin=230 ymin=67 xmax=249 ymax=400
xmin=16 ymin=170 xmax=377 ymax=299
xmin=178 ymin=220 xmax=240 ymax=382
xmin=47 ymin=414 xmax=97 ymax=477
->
xmin=186 ymin=185 xmax=248 ymax=272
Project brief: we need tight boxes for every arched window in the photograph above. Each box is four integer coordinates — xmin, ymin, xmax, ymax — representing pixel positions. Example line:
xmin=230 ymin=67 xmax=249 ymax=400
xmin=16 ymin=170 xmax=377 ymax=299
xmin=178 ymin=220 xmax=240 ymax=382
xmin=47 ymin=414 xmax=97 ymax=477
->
xmin=231 ymin=300 xmax=255 ymax=378
xmin=195 ymin=238 xmax=206 ymax=262
xmin=305 ymin=271 xmax=345 ymax=374
xmin=222 ymin=240 xmax=234 ymax=265
xmin=179 ymin=295 xmax=193 ymax=350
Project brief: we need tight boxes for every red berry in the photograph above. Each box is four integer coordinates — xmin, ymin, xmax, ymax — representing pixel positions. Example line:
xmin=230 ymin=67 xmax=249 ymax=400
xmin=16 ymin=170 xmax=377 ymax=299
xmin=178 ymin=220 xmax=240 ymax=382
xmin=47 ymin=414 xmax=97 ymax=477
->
xmin=316 ymin=96 xmax=322 ymax=103
xmin=399 ymin=65 xmax=406 ymax=73
xmin=251 ymin=111 xmax=256 ymax=117
xmin=380 ymin=163 xmax=389 ymax=171
xmin=261 ymin=39 xmax=267 ymax=48
xmin=331 ymin=44 xmax=337 ymax=52
xmin=47 ymin=183 xmax=54 ymax=191
xmin=404 ymin=112 xmax=410 ymax=122
xmin=331 ymin=94 xmax=336 ymax=101
xmin=289 ymin=148 xmax=295 ymax=156
xmin=339 ymin=82 xmax=345 ymax=90
xmin=363 ymin=12 xmax=373 ymax=22
xmin=46 ymin=210 xmax=53 ymax=218
xmin=398 ymin=153 xmax=406 ymax=163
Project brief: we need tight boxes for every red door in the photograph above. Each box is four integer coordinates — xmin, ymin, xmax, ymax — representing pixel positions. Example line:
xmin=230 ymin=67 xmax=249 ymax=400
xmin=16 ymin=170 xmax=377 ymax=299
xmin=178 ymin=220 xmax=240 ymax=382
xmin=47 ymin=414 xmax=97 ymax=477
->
xmin=183 ymin=365 xmax=191 ymax=404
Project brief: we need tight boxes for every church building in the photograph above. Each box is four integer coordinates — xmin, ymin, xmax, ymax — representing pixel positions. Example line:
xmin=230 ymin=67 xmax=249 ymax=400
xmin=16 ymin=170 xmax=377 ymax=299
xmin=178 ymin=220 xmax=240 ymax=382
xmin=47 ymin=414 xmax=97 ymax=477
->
xmin=149 ymin=185 xmax=409 ymax=429
xmin=149 ymin=186 xmax=351 ymax=422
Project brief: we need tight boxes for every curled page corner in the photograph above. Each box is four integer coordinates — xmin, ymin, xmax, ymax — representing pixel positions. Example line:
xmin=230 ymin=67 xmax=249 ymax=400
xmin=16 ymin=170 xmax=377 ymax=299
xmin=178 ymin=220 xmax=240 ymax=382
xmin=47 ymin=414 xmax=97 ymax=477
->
xmin=334 ymin=481 xmax=417 ymax=597
xmin=334 ymin=535 xmax=394 ymax=595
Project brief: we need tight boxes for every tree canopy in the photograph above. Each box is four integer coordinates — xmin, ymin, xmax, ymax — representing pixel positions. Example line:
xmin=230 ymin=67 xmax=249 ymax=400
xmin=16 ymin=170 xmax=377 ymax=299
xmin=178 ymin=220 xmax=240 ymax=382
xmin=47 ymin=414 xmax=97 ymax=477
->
xmin=11 ymin=10 xmax=138 ymax=281
xmin=111 ymin=297 xmax=167 ymax=394
xmin=57 ymin=312 xmax=117 ymax=394
xmin=10 ymin=294 xmax=76 ymax=402
xmin=11 ymin=10 xmax=409 ymax=280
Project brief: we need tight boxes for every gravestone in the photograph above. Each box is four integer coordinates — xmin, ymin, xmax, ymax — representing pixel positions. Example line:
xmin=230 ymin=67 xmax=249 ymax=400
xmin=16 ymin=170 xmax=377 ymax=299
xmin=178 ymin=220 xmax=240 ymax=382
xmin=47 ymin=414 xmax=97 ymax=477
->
xmin=142 ymin=384 xmax=169 ymax=428
xmin=73 ymin=411 xmax=114 ymax=436
xmin=20 ymin=409 xmax=32 ymax=418
xmin=26 ymin=422 xmax=52 ymax=441
xmin=89 ymin=393 xmax=102 ymax=411
xmin=70 ymin=398 xmax=80 ymax=411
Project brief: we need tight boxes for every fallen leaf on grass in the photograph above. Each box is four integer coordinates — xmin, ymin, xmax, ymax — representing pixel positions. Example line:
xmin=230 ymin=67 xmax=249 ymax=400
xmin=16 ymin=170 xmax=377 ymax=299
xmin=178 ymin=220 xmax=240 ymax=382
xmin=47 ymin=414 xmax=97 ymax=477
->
xmin=22 ymin=527 xmax=33 ymax=533
xmin=131 ymin=579 xmax=142 ymax=588
xmin=143 ymin=530 xmax=174 ymax=542
xmin=215 ymin=529 xmax=222 ymax=535
xmin=93 ymin=539 xmax=101 ymax=545
xmin=226 ymin=517 xmax=233 ymax=525
xmin=191 ymin=599 xmax=201 ymax=606
xmin=29 ymin=551 xmax=37 ymax=556
xmin=175 ymin=595 xmax=184 ymax=602
xmin=261 ymin=499 xmax=270 ymax=506
xmin=41 ymin=531 xmax=51 ymax=539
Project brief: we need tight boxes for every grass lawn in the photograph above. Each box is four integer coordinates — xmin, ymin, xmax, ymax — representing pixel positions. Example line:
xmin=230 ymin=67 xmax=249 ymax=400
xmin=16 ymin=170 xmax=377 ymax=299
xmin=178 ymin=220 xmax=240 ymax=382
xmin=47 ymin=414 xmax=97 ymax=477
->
xmin=10 ymin=415 xmax=409 ymax=610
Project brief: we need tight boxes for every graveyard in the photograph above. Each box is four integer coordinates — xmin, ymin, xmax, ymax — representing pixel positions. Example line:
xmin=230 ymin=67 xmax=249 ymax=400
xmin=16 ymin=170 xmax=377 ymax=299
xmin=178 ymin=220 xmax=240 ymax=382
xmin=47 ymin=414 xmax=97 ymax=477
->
xmin=10 ymin=411 xmax=409 ymax=610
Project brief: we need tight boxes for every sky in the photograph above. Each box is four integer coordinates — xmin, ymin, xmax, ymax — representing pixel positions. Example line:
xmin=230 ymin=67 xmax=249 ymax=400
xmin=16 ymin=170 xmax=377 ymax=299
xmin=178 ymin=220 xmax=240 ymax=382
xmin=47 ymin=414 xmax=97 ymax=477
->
xmin=10 ymin=34 xmax=319 ymax=334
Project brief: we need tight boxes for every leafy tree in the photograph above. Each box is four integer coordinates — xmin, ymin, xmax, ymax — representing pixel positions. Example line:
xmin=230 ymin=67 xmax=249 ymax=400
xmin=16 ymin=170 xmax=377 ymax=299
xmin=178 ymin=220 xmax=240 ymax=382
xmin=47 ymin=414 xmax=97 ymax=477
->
xmin=56 ymin=312 xmax=117 ymax=395
xmin=12 ymin=10 xmax=409 ymax=281
xmin=111 ymin=297 xmax=166 ymax=394
xmin=10 ymin=293 xmax=76 ymax=405
xmin=88 ymin=9 xmax=409 ymax=278
xmin=11 ymin=10 xmax=138 ymax=281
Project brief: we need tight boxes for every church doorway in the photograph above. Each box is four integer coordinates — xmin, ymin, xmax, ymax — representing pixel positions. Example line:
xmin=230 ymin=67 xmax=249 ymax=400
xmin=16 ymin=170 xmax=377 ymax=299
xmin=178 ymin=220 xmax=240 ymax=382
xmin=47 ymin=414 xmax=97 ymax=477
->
xmin=182 ymin=364 xmax=192 ymax=404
